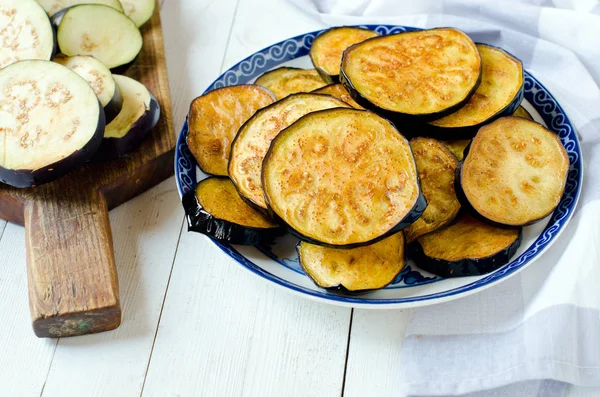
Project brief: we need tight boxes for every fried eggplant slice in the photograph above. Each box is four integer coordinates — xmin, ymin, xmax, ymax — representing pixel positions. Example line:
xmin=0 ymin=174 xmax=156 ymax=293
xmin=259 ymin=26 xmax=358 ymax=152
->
xmin=229 ymin=93 xmax=349 ymax=211
xmin=458 ymin=117 xmax=569 ymax=226
xmin=411 ymin=213 xmax=522 ymax=277
xmin=404 ymin=138 xmax=460 ymax=243
xmin=255 ymin=67 xmax=327 ymax=100
xmin=340 ymin=28 xmax=481 ymax=121
xmin=182 ymin=177 xmax=283 ymax=245
xmin=298 ymin=232 xmax=406 ymax=292
xmin=187 ymin=85 xmax=275 ymax=176
xmin=262 ymin=108 xmax=426 ymax=248
xmin=427 ymin=44 xmax=524 ymax=138
xmin=312 ymin=84 xmax=364 ymax=109
xmin=309 ymin=26 xmax=379 ymax=83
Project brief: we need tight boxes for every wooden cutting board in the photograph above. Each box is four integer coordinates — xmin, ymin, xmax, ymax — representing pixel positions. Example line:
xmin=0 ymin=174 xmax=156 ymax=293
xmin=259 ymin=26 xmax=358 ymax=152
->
xmin=0 ymin=2 xmax=174 ymax=338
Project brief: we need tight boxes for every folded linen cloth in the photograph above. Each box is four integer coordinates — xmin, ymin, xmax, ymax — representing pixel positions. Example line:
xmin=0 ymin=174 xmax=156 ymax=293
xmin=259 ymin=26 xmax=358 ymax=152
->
xmin=286 ymin=1 xmax=600 ymax=395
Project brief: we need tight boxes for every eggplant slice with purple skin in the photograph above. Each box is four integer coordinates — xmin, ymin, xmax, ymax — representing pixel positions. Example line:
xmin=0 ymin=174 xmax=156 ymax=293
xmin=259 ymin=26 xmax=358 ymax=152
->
xmin=340 ymin=28 xmax=482 ymax=122
xmin=0 ymin=60 xmax=105 ymax=188
xmin=262 ymin=108 xmax=426 ymax=248
xmin=53 ymin=54 xmax=123 ymax=123
xmin=309 ymin=26 xmax=380 ymax=84
xmin=95 ymin=74 xmax=160 ymax=160
xmin=56 ymin=4 xmax=142 ymax=70
xmin=254 ymin=67 xmax=327 ymax=100
xmin=183 ymin=177 xmax=284 ymax=245
xmin=311 ymin=84 xmax=364 ymax=109
xmin=298 ymin=232 xmax=406 ymax=293
xmin=425 ymin=44 xmax=524 ymax=139
xmin=457 ymin=117 xmax=569 ymax=227
xmin=410 ymin=213 xmax=522 ymax=278
xmin=0 ymin=0 xmax=56 ymax=69
xmin=120 ymin=0 xmax=156 ymax=27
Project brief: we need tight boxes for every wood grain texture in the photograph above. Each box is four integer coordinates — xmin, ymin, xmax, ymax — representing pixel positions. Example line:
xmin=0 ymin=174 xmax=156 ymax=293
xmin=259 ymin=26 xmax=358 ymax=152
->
xmin=40 ymin=179 xmax=184 ymax=397
xmin=0 ymin=0 xmax=174 ymax=337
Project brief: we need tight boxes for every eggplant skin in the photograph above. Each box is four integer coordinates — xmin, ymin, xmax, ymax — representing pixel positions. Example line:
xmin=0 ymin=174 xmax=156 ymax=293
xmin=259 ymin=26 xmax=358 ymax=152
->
xmin=182 ymin=187 xmax=284 ymax=245
xmin=409 ymin=227 xmax=522 ymax=278
xmin=103 ymin=81 xmax=124 ymax=124
xmin=94 ymin=93 xmax=160 ymax=161
xmin=0 ymin=103 xmax=106 ymax=188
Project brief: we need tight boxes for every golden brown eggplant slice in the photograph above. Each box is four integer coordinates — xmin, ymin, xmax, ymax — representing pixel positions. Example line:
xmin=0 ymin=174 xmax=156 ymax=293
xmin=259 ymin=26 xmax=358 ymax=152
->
xmin=262 ymin=108 xmax=426 ymax=248
xmin=312 ymin=83 xmax=364 ymax=109
xmin=442 ymin=139 xmax=470 ymax=161
xmin=229 ymin=93 xmax=350 ymax=211
xmin=458 ymin=117 xmax=569 ymax=226
xmin=404 ymin=138 xmax=461 ymax=243
xmin=187 ymin=84 xmax=275 ymax=176
xmin=340 ymin=28 xmax=482 ymax=121
xmin=298 ymin=232 xmax=406 ymax=292
xmin=309 ymin=26 xmax=379 ymax=83
xmin=255 ymin=67 xmax=327 ymax=100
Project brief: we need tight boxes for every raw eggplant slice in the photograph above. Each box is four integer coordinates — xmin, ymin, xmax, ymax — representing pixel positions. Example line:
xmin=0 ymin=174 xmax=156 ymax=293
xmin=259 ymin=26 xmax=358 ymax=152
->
xmin=298 ymin=232 xmax=405 ymax=293
xmin=187 ymin=85 xmax=275 ymax=176
xmin=95 ymin=74 xmax=159 ymax=159
xmin=404 ymin=138 xmax=460 ymax=243
xmin=309 ymin=26 xmax=379 ymax=84
xmin=312 ymin=84 xmax=364 ymax=109
xmin=36 ymin=0 xmax=123 ymax=16
xmin=0 ymin=60 xmax=104 ymax=188
xmin=443 ymin=139 xmax=470 ymax=161
xmin=0 ymin=0 xmax=55 ymax=69
xmin=255 ymin=67 xmax=327 ymax=100
xmin=182 ymin=177 xmax=283 ymax=245
xmin=410 ymin=213 xmax=522 ymax=277
xmin=458 ymin=117 xmax=569 ymax=226
xmin=229 ymin=93 xmax=349 ymax=211
xmin=120 ymin=0 xmax=155 ymax=27
xmin=513 ymin=105 xmax=533 ymax=120
xmin=426 ymin=44 xmax=524 ymax=139
xmin=56 ymin=4 xmax=142 ymax=69
xmin=262 ymin=108 xmax=426 ymax=248
xmin=340 ymin=28 xmax=481 ymax=121
xmin=53 ymin=54 xmax=122 ymax=123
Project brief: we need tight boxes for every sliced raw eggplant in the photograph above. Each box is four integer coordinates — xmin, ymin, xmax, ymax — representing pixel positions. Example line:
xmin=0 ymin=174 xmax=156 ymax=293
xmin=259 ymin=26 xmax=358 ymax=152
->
xmin=56 ymin=4 xmax=142 ymax=70
xmin=404 ymin=138 xmax=460 ymax=243
xmin=0 ymin=60 xmax=104 ymax=188
xmin=458 ymin=117 xmax=569 ymax=226
xmin=229 ymin=93 xmax=350 ymax=211
xmin=262 ymin=108 xmax=426 ymax=248
xmin=53 ymin=54 xmax=123 ymax=123
xmin=187 ymin=85 xmax=275 ymax=176
xmin=36 ymin=0 xmax=123 ymax=16
xmin=309 ymin=26 xmax=379 ymax=84
xmin=312 ymin=84 xmax=364 ymax=109
xmin=426 ymin=44 xmax=524 ymax=139
xmin=340 ymin=28 xmax=481 ymax=121
xmin=255 ymin=67 xmax=327 ymax=100
xmin=443 ymin=139 xmax=470 ymax=161
xmin=513 ymin=105 xmax=533 ymax=120
xmin=182 ymin=177 xmax=283 ymax=245
xmin=298 ymin=232 xmax=405 ymax=293
xmin=95 ymin=74 xmax=159 ymax=159
xmin=120 ymin=0 xmax=155 ymax=27
xmin=0 ymin=0 xmax=55 ymax=69
xmin=410 ymin=213 xmax=522 ymax=277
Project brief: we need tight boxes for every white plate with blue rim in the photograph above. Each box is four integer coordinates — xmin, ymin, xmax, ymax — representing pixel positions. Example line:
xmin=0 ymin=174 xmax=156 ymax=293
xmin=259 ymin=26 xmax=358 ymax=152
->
xmin=175 ymin=25 xmax=583 ymax=308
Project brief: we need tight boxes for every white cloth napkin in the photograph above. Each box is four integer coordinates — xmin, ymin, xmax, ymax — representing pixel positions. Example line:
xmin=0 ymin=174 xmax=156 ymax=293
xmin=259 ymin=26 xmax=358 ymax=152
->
xmin=286 ymin=1 xmax=600 ymax=396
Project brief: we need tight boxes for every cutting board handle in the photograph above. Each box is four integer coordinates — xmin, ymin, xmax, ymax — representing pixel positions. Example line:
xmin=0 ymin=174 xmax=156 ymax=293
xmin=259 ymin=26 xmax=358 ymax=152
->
xmin=24 ymin=190 xmax=121 ymax=338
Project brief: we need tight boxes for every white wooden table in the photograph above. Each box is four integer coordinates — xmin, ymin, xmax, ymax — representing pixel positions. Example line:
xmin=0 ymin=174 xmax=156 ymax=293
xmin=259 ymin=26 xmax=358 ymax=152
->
xmin=0 ymin=1 xmax=597 ymax=396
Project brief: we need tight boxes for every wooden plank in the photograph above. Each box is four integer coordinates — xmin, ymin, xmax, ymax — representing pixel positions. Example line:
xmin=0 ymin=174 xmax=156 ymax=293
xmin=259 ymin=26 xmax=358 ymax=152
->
xmin=343 ymin=309 xmax=411 ymax=397
xmin=39 ymin=179 xmax=183 ymax=397
xmin=0 ymin=222 xmax=58 ymax=397
xmin=143 ymin=1 xmax=350 ymax=395
xmin=142 ymin=230 xmax=351 ymax=397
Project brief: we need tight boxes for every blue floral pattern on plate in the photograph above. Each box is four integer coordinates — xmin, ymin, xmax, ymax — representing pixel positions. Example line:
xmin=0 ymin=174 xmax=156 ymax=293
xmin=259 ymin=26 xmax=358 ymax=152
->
xmin=175 ymin=25 xmax=582 ymax=306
